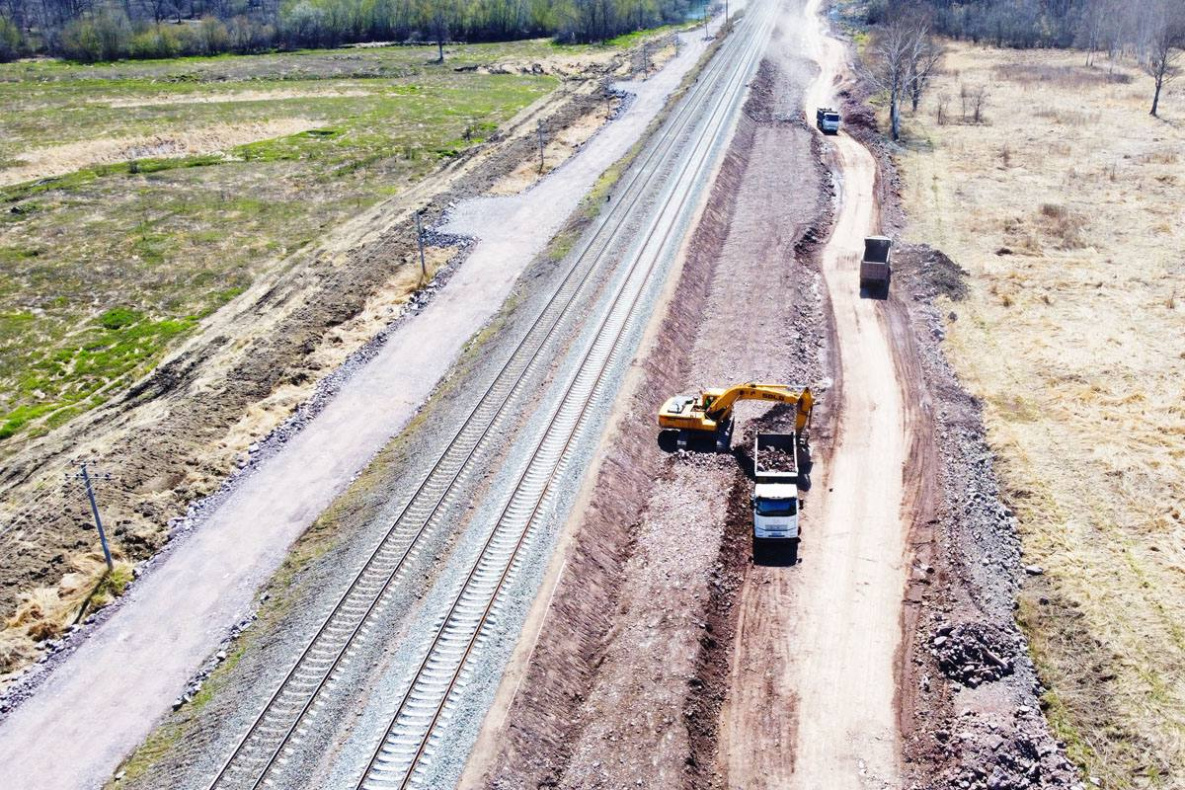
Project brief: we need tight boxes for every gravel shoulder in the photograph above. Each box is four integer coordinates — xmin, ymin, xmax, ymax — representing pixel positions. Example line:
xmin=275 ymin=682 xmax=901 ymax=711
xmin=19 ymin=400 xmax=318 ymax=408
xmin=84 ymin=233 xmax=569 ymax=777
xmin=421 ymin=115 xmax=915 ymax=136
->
xmin=0 ymin=39 xmax=707 ymax=790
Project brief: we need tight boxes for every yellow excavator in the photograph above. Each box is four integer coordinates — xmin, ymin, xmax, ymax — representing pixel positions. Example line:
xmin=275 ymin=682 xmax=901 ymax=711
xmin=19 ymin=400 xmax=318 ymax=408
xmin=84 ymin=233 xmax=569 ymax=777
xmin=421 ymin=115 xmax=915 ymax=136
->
xmin=657 ymin=384 xmax=814 ymax=451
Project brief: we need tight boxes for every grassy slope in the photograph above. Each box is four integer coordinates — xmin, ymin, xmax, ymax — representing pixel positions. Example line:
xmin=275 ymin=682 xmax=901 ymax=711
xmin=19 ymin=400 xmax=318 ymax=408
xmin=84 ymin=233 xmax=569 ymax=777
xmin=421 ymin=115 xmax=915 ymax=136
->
xmin=897 ymin=42 xmax=1185 ymax=786
xmin=0 ymin=42 xmax=570 ymax=446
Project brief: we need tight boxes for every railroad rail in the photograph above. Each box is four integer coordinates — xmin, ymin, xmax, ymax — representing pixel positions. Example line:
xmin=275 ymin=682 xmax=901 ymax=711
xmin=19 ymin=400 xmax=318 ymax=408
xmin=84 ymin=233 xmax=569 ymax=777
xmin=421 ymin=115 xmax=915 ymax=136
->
xmin=207 ymin=6 xmax=772 ymax=789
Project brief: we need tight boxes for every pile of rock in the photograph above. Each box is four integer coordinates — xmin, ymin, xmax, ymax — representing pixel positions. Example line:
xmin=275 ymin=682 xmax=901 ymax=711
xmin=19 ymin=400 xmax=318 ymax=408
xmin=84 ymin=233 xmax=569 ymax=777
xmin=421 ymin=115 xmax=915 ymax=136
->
xmin=931 ymin=622 xmax=1016 ymax=688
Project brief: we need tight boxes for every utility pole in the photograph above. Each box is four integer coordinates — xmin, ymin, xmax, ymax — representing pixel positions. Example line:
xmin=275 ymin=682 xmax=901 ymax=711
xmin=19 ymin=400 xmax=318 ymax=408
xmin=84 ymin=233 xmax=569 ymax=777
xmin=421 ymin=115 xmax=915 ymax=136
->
xmin=415 ymin=209 xmax=427 ymax=279
xmin=69 ymin=460 xmax=113 ymax=572
xmin=536 ymin=120 xmax=545 ymax=174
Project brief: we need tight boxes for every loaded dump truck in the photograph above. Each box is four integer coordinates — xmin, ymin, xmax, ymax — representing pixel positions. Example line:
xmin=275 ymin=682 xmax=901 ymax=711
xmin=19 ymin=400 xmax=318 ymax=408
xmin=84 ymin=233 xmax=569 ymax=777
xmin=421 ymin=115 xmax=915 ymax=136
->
xmin=816 ymin=107 xmax=840 ymax=135
xmin=860 ymin=235 xmax=892 ymax=295
xmin=752 ymin=432 xmax=802 ymax=564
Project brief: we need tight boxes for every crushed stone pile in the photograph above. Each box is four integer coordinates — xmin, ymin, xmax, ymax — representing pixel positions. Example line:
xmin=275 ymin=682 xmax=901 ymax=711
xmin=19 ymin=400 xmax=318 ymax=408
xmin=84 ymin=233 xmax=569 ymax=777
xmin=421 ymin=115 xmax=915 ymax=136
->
xmin=943 ymin=709 xmax=1084 ymax=790
xmin=931 ymin=622 xmax=1016 ymax=688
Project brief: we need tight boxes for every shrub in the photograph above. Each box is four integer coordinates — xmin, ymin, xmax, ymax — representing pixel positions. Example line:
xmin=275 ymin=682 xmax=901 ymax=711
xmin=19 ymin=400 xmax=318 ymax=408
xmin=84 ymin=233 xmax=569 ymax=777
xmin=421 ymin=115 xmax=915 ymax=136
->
xmin=130 ymin=25 xmax=181 ymax=59
xmin=197 ymin=16 xmax=230 ymax=55
xmin=0 ymin=16 xmax=22 ymax=63
xmin=60 ymin=11 xmax=132 ymax=62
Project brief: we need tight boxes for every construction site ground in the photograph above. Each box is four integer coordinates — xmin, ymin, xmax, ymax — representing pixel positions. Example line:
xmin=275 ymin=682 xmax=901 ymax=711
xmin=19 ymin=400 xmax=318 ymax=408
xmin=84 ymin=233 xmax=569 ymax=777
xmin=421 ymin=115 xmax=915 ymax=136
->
xmin=2 ymin=2 xmax=1144 ymax=789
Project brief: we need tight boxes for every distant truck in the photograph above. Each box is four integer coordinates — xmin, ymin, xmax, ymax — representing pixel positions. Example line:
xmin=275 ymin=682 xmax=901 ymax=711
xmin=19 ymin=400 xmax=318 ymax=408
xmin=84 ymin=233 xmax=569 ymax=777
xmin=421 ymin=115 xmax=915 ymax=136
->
xmin=752 ymin=432 xmax=801 ymax=564
xmin=860 ymin=235 xmax=893 ymax=295
xmin=816 ymin=107 xmax=840 ymax=135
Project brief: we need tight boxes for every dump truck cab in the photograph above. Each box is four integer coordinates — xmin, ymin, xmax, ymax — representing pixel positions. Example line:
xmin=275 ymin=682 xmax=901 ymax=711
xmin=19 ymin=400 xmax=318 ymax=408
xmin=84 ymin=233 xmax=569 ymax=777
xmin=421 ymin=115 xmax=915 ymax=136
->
xmin=816 ymin=107 xmax=840 ymax=135
xmin=753 ymin=482 xmax=799 ymax=539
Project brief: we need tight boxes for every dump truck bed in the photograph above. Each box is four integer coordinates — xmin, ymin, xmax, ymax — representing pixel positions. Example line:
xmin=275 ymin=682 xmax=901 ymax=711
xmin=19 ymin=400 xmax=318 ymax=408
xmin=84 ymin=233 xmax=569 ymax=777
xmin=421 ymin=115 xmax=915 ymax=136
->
xmin=860 ymin=236 xmax=892 ymax=289
xmin=755 ymin=432 xmax=798 ymax=482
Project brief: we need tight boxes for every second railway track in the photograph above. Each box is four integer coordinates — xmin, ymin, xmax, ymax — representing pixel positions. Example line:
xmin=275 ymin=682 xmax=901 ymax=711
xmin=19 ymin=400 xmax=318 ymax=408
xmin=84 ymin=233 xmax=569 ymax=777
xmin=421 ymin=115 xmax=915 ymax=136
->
xmin=207 ymin=6 xmax=774 ymax=788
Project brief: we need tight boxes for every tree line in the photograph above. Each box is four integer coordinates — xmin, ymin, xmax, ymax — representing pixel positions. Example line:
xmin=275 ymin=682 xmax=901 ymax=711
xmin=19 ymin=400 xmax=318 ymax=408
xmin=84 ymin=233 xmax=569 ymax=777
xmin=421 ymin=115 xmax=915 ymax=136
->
xmin=860 ymin=0 xmax=1184 ymax=137
xmin=0 ymin=0 xmax=696 ymax=62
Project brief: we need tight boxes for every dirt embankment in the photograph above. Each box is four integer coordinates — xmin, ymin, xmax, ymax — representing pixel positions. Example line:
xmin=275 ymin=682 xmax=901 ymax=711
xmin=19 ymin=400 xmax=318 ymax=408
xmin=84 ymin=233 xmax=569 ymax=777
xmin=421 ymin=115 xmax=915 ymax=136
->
xmin=467 ymin=32 xmax=832 ymax=788
xmin=835 ymin=48 xmax=1082 ymax=790
xmin=0 ymin=68 xmax=619 ymax=681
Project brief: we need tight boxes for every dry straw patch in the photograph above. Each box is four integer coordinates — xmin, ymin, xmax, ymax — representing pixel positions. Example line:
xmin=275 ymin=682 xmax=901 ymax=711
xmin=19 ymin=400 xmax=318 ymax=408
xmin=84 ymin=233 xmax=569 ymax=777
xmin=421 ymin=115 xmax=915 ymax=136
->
xmin=101 ymin=87 xmax=371 ymax=108
xmin=899 ymin=43 xmax=1185 ymax=786
xmin=0 ymin=118 xmax=318 ymax=186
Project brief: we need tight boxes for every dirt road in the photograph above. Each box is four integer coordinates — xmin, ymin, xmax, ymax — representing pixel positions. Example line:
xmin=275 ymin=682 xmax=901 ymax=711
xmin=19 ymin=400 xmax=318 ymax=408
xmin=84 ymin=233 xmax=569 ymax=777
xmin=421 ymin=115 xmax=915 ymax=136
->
xmin=720 ymin=1 xmax=913 ymax=787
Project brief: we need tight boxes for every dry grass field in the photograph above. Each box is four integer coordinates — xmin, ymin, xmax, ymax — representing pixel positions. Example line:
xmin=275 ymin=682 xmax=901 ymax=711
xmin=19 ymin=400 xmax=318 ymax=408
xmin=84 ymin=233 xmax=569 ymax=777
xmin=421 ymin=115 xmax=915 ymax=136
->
xmin=898 ymin=43 xmax=1185 ymax=787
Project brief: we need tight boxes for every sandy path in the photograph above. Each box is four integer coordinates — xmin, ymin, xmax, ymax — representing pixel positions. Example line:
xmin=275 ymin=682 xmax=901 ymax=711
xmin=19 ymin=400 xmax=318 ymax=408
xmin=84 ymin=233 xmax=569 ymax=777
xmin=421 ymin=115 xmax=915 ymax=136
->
xmin=719 ymin=1 xmax=912 ymax=788
xmin=0 ymin=39 xmax=709 ymax=790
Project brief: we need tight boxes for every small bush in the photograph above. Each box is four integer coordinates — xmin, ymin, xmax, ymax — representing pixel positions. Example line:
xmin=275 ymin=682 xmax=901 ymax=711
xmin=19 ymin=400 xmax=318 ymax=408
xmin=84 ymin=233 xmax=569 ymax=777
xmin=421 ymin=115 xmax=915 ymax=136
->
xmin=1037 ymin=203 xmax=1087 ymax=249
xmin=0 ymin=15 xmax=23 ymax=63
xmin=60 ymin=11 xmax=132 ymax=62
xmin=130 ymin=25 xmax=180 ymax=59
xmin=98 ymin=307 xmax=143 ymax=330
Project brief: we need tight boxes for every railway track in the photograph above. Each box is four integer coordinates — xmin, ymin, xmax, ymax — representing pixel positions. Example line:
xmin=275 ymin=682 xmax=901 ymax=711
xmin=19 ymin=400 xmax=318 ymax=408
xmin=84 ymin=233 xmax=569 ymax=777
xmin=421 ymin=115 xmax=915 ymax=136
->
xmin=207 ymin=6 xmax=773 ymax=789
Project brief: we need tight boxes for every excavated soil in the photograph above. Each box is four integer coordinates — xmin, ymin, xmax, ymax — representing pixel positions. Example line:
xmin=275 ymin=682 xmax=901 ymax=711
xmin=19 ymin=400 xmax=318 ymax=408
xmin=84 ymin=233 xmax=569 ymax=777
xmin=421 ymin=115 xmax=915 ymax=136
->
xmin=474 ymin=6 xmax=1087 ymax=790
xmin=469 ymin=26 xmax=832 ymax=788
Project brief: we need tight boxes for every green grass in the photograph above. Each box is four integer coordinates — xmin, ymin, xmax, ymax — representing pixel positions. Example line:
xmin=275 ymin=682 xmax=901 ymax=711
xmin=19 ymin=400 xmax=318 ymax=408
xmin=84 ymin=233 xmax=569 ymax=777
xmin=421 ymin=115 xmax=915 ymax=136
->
xmin=604 ymin=20 xmax=698 ymax=48
xmin=0 ymin=41 xmax=569 ymax=448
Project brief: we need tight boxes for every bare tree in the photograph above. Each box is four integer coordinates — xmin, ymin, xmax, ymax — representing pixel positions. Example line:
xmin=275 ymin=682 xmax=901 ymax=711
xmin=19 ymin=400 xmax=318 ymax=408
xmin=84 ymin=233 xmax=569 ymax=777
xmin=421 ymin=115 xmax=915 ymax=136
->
xmin=908 ymin=26 xmax=944 ymax=112
xmin=935 ymin=91 xmax=950 ymax=125
xmin=862 ymin=10 xmax=943 ymax=140
xmin=140 ymin=0 xmax=174 ymax=23
xmin=1141 ymin=0 xmax=1185 ymax=117
xmin=861 ymin=19 xmax=915 ymax=140
xmin=969 ymin=84 xmax=988 ymax=124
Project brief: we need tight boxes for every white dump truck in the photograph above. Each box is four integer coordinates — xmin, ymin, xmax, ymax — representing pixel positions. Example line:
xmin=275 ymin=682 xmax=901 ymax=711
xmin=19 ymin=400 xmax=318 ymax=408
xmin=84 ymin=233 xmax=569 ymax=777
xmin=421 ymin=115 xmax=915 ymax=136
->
xmin=752 ymin=432 xmax=801 ymax=563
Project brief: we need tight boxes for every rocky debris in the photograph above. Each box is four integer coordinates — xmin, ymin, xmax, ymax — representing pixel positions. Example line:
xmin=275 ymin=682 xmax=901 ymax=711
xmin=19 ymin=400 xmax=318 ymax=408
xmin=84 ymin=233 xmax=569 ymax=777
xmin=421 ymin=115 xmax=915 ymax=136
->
xmin=931 ymin=622 xmax=1016 ymax=688
xmin=755 ymin=446 xmax=796 ymax=473
xmin=933 ymin=707 xmax=1084 ymax=790
xmin=172 ymin=616 xmax=253 ymax=711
